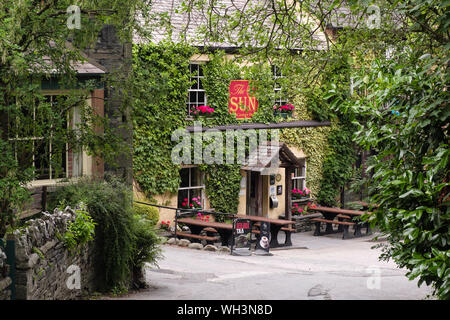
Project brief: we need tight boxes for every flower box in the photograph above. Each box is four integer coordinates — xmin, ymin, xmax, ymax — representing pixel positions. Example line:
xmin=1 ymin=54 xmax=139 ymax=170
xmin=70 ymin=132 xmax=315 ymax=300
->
xmin=273 ymin=104 xmax=294 ymax=118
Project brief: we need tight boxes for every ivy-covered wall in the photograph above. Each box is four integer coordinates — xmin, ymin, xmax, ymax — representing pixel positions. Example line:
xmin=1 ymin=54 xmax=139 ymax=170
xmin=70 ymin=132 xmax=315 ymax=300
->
xmin=132 ymin=42 xmax=356 ymax=221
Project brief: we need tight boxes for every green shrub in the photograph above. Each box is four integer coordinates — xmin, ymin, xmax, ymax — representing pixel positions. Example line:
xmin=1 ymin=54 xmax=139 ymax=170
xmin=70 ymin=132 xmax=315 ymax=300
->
xmin=47 ymin=176 xmax=161 ymax=292
xmin=62 ymin=206 xmax=96 ymax=254
xmin=131 ymin=215 xmax=161 ymax=267
xmin=133 ymin=203 xmax=159 ymax=226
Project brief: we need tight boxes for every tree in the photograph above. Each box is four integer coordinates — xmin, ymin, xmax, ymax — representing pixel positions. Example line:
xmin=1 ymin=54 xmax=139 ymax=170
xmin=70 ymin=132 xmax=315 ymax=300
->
xmin=0 ymin=0 xmax=152 ymax=235
xmin=325 ymin=1 xmax=449 ymax=299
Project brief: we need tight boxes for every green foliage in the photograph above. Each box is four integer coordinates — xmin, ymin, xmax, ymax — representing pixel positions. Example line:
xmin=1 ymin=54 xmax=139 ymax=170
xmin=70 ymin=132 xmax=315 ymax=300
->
xmin=317 ymin=118 xmax=357 ymax=206
xmin=0 ymin=139 xmax=34 ymax=236
xmin=133 ymin=203 xmax=160 ymax=226
xmin=330 ymin=0 xmax=449 ymax=299
xmin=132 ymin=42 xmax=195 ymax=196
xmin=201 ymin=164 xmax=242 ymax=220
xmin=63 ymin=207 xmax=96 ymax=254
xmin=130 ymin=214 xmax=162 ymax=270
xmin=48 ymin=176 xmax=161 ymax=293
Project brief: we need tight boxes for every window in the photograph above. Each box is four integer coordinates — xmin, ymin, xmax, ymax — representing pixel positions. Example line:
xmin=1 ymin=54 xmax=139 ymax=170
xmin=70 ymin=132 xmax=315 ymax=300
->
xmin=186 ymin=63 xmax=207 ymax=117
xmin=292 ymin=159 xmax=307 ymax=191
xmin=178 ymin=167 xmax=205 ymax=208
xmin=272 ymin=65 xmax=287 ymax=107
xmin=8 ymin=95 xmax=68 ymax=180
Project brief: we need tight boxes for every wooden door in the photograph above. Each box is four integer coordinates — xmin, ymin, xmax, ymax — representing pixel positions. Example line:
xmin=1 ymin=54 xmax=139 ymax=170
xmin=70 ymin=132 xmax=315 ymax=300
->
xmin=247 ymin=171 xmax=262 ymax=216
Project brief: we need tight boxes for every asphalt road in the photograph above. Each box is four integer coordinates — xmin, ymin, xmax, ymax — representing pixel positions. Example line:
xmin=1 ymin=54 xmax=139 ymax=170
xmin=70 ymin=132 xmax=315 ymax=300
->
xmin=109 ymin=231 xmax=434 ymax=300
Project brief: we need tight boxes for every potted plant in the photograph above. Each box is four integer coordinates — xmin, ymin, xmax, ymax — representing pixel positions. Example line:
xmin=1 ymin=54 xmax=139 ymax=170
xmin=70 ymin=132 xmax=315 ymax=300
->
xmin=291 ymin=203 xmax=304 ymax=215
xmin=160 ymin=220 xmax=171 ymax=231
xmin=273 ymin=103 xmax=294 ymax=119
xmin=181 ymin=196 xmax=202 ymax=210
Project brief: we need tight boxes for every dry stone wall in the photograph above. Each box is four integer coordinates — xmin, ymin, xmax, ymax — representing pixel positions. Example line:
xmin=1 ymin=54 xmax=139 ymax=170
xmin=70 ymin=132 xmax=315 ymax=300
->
xmin=0 ymin=247 xmax=11 ymax=300
xmin=0 ymin=207 xmax=96 ymax=300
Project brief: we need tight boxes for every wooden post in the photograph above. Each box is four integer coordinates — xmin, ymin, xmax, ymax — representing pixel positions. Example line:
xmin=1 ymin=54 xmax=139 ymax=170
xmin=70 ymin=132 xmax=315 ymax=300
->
xmin=285 ymin=167 xmax=293 ymax=220
xmin=174 ymin=209 xmax=178 ymax=239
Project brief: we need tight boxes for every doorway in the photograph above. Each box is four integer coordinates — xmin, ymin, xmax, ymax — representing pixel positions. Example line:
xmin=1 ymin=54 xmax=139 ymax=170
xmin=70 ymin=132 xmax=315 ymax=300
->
xmin=246 ymin=171 xmax=262 ymax=216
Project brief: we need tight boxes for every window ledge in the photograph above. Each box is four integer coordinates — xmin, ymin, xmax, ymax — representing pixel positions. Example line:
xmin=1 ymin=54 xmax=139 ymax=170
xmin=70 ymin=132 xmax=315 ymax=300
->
xmin=25 ymin=177 xmax=83 ymax=189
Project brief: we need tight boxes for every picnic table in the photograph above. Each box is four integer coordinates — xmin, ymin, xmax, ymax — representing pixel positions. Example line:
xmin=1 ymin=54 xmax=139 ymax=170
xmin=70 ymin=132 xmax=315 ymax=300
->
xmin=308 ymin=206 xmax=372 ymax=239
xmin=234 ymin=215 xmax=295 ymax=248
xmin=176 ymin=218 xmax=234 ymax=246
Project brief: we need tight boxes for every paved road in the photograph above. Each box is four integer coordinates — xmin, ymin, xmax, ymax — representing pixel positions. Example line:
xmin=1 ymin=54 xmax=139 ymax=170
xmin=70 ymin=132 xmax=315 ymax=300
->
xmin=110 ymin=231 xmax=433 ymax=300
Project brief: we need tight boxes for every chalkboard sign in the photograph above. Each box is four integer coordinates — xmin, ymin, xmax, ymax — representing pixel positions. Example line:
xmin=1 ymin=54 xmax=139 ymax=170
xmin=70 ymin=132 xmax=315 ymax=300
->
xmin=231 ymin=218 xmax=252 ymax=256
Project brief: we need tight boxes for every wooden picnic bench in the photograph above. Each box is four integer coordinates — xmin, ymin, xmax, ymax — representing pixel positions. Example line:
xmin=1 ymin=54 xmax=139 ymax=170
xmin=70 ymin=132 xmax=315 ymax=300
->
xmin=175 ymin=218 xmax=234 ymax=246
xmin=308 ymin=206 xmax=372 ymax=239
xmin=234 ymin=215 xmax=295 ymax=248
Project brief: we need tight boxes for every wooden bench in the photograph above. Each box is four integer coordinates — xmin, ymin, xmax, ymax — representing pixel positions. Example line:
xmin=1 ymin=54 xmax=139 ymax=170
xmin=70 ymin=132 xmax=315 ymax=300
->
xmin=309 ymin=206 xmax=373 ymax=237
xmin=174 ymin=231 xmax=219 ymax=245
xmin=310 ymin=218 xmax=355 ymax=239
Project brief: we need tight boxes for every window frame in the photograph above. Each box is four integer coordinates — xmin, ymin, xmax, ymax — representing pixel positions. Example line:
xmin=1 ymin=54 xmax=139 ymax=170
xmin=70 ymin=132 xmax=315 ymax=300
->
xmin=7 ymin=90 xmax=95 ymax=186
xmin=272 ymin=65 xmax=288 ymax=107
xmin=8 ymin=94 xmax=69 ymax=181
xmin=291 ymin=159 xmax=307 ymax=191
xmin=186 ymin=62 xmax=207 ymax=117
xmin=178 ymin=166 xmax=206 ymax=209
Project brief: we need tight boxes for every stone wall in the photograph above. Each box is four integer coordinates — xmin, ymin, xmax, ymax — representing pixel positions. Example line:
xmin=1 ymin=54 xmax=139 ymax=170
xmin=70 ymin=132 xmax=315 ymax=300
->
xmin=5 ymin=207 xmax=96 ymax=300
xmin=292 ymin=213 xmax=323 ymax=232
xmin=0 ymin=247 xmax=11 ymax=300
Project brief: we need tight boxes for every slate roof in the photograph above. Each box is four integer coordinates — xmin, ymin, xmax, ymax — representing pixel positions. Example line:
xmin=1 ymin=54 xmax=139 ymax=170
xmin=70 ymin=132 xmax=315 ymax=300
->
xmin=39 ymin=42 xmax=106 ymax=75
xmin=134 ymin=0 xmax=334 ymax=50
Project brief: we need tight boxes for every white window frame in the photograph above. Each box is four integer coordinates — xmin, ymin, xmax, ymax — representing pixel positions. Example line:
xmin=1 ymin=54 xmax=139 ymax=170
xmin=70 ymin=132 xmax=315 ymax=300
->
xmin=292 ymin=159 xmax=307 ymax=191
xmin=186 ymin=63 xmax=207 ymax=117
xmin=178 ymin=166 xmax=206 ymax=209
xmin=273 ymin=65 xmax=287 ymax=107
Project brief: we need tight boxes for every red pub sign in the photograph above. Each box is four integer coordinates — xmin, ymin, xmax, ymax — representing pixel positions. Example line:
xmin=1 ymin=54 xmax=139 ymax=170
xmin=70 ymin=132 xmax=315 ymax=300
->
xmin=228 ymin=80 xmax=258 ymax=119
